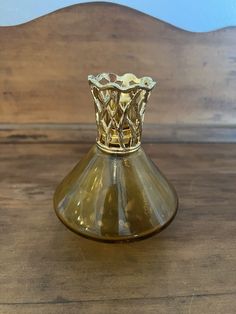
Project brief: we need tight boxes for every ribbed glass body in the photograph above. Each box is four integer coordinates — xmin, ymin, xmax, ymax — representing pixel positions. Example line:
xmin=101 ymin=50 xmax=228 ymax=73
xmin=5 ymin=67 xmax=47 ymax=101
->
xmin=54 ymin=145 xmax=178 ymax=241
xmin=53 ymin=73 xmax=178 ymax=242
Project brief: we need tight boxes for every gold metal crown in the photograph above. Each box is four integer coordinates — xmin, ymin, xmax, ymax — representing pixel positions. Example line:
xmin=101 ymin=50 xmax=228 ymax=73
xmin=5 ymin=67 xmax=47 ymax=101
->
xmin=88 ymin=73 xmax=156 ymax=154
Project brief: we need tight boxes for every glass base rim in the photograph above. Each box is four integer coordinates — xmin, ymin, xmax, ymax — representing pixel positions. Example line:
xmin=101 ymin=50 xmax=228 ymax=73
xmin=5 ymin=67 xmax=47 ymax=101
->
xmin=53 ymin=199 xmax=178 ymax=243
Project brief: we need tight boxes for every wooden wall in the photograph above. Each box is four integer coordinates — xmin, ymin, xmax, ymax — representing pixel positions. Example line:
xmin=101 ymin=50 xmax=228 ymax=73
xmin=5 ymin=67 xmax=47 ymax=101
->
xmin=0 ymin=2 xmax=236 ymax=141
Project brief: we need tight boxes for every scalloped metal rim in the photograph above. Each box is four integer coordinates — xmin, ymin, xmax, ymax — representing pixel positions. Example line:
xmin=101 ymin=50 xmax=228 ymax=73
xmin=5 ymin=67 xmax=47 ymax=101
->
xmin=88 ymin=73 xmax=157 ymax=92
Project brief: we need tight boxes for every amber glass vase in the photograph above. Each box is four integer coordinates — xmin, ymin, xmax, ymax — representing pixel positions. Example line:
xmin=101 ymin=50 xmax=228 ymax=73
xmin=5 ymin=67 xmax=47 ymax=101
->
xmin=54 ymin=73 xmax=178 ymax=242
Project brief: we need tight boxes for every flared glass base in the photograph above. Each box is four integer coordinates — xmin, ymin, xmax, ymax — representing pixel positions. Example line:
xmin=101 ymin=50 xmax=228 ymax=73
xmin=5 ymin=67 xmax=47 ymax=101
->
xmin=54 ymin=145 xmax=178 ymax=242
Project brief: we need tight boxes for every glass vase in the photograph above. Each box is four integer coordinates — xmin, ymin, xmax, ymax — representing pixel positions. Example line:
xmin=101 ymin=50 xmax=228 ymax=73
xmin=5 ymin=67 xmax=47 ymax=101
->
xmin=53 ymin=73 xmax=178 ymax=242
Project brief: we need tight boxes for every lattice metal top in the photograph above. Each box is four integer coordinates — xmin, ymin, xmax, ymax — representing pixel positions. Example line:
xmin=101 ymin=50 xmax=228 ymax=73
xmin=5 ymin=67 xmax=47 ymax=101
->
xmin=88 ymin=73 xmax=156 ymax=154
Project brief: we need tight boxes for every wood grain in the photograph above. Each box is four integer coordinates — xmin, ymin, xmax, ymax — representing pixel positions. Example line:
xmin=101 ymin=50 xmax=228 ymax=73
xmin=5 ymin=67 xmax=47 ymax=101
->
xmin=0 ymin=142 xmax=236 ymax=313
xmin=0 ymin=294 xmax=236 ymax=314
xmin=0 ymin=2 xmax=236 ymax=126
xmin=1 ymin=3 xmax=236 ymax=313
xmin=1 ymin=124 xmax=236 ymax=144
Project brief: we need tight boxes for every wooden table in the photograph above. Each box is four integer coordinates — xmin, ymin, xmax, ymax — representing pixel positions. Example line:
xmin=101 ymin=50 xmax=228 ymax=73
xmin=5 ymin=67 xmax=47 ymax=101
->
xmin=0 ymin=3 xmax=236 ymax=313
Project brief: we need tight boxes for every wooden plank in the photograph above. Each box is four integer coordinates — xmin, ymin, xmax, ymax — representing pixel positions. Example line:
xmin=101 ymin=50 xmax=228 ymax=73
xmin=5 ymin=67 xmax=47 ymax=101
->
xmin=0 ymin=3 xmax=236 ymax=125
xmin=0 ymin=294 xmax=236 ymax=314
xmin=0 ymin=142 xmax=236 ymax=313
xmin=0 ymin=124 xmax=236 ymax=143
